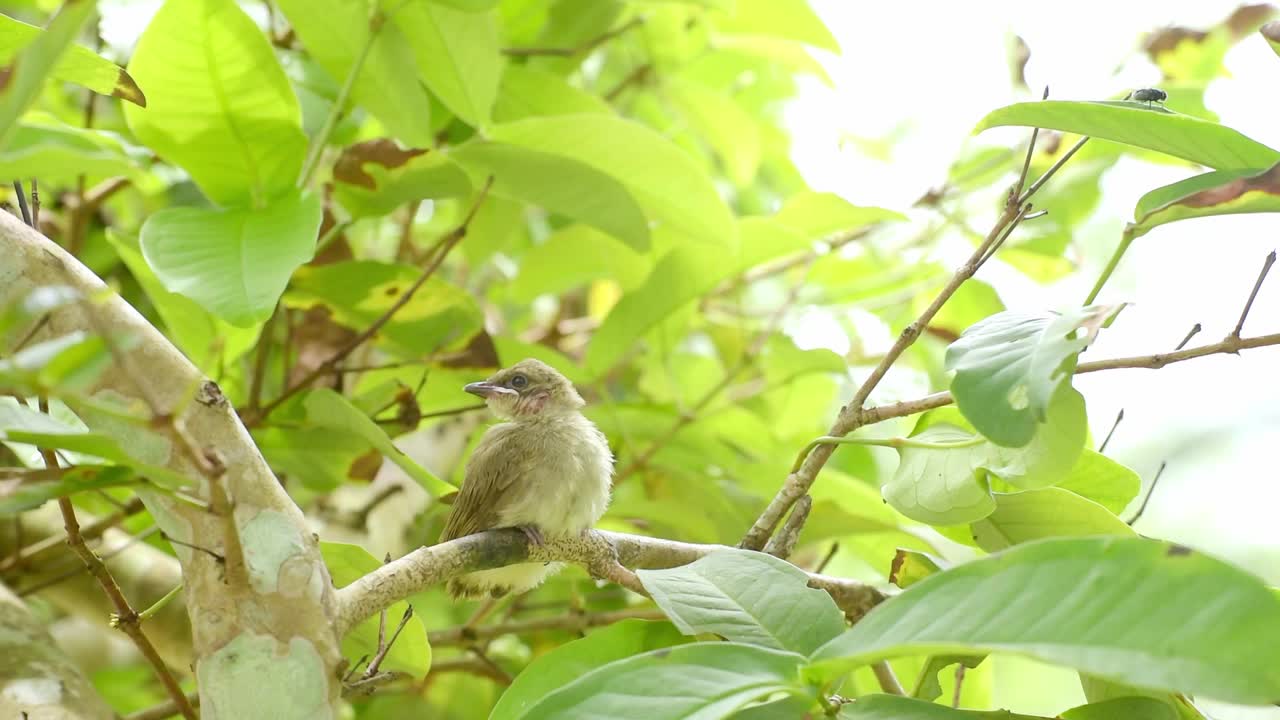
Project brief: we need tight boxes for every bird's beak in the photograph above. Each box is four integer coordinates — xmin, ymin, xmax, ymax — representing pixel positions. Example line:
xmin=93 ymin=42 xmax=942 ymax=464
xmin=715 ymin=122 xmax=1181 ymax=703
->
xmin=464 ymin=381 xmax=514 ymax=398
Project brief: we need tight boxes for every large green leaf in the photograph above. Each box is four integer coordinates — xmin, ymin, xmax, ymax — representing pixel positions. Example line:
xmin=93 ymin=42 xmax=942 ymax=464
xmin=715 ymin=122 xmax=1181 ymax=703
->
xmin=252 ymin=426 xmax=376 ymax=492
xmin=975 ymin=100 xmax=1280 ymax=171
xmin=489 ymin=114 xmax=735 ymax=245
xmin=124 ymin=0 xmax=306 ymax=206
xmin=0 ymin=117 xmax=144 ymax=185
xmin=139 ymin=191 xmax=322 ymax=327
xmin=812 ymin=537 xmax=1280 ymax=705
xmin=668 ymin=79 xmax=761 ymax=186
xmin=275 ymin=0 xmax=435 ymax=146
xmin=945 ymin=307 xmax=1113 ymax=447
xmin=637 ymin=549 xmax=845 ymax=655
xmin=392 ymin=1 xmax=501 ymax=127
xmin=302 ymin=389 xmax=455 ymax=496
xmin=971 ymin=487 xmax=1134 ymax=552
xmin=1056 ymin=450 xmax=1141 ymax=515
xmin=0 ymin=13 xmax=144 ymax=107
xmin=321 ymin=542 xmax=431 ymax=677
xmin=1128 ymin=162 xmax=1280 ymax=239
xmin=452 ymin=142 xmax=650 ymax=250
xmin=492 ymin=64 xmax=612 ymax=122
xmin=1061 ymin=697 xmax=1178 ymax=720
xmin=837 ymin=695 xmax=1047 ymax=719
xmin=283 ymin=260 xmax=483 ymax=357
xmin=0 ymin=0 xmax=95 ymax=151
xmin=522 ymin=643 xmax=808 ymax=720
xmin=510 ymin=224 xmax=650 ymax=302
xmin=331 ymin=139 xmax=471 ymax=218
xmin=490 ymin=620 xmax=687 ymax=720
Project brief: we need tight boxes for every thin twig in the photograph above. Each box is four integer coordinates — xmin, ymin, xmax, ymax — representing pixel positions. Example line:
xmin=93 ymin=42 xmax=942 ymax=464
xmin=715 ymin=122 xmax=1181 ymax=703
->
xmin=35 ymin=403 xmax=196 ymax=720
xmin=17 ymin=526 xmax=159 ymax=596
xmin=1019 ymin=136 xmax=1089 ymax=205
xmin=247 ymin=306 xmax=277 ymax=413
xmin=605 ymin=63 xmax=651 ymax=102
xmin=763 ymin=495 xmax=812 ymax=559
xmin=1230 ymin=250 xmax=1275 ymax=339
xmin=1010 ymin=86 xmax=1050 ymax=202
xmin=30 ymin=178 xmax=39 ymax=229
xmin=428 ymin=607 xmax=664 ymax=646
xmin=252 ymin=178 xmax=494 ymax=424
xmin=952 ymin=665 xmax=966 ymax=707
xmin=503 ymin=16 xmax=643 ymax=57
xmin=1126 ymin=461 xmax=1166 ymax=525
xmin=123 ymin=693 xmax=201 ymax=720
xmin=0 ymin=496 xmax=145 ymax=573
xmin=364 ymin=605 xmax=414 ymax=678
xmin=1176 ymin=323 xmax=1201 ymax=351
xmin=872 ymin=661 xmax=907 ymax=696
xmin=12 ymin=180 xmax=31 ymax=226
xmin=1098 ymin=408 xmax=1124 ymax=454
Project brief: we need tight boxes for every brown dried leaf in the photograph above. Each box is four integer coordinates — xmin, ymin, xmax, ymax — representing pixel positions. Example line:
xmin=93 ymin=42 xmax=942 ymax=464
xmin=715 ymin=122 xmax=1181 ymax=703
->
xmin=333 ymin=139 xmax=429 ymax=190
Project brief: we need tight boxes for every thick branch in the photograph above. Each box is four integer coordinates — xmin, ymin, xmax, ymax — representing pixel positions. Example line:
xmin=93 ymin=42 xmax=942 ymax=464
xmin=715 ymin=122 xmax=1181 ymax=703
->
xmin=333 ymin=529 xmax=885 ymax=636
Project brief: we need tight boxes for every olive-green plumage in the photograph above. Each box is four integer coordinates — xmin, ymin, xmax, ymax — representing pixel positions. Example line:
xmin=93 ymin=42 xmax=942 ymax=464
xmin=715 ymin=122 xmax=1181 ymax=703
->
xmin=440 ymin=359 xmax=613 ymax=598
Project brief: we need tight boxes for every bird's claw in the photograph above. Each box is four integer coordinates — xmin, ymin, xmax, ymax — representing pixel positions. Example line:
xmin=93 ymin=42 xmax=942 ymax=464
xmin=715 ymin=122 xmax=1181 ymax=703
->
xmin=518 ymin=524 xmax=545 ymax=546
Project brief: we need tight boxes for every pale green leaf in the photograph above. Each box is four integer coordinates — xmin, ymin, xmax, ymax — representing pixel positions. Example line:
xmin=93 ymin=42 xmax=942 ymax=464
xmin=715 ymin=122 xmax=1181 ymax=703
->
xmin=0 ymin=0 xmax=95 ymax=151
xmin=392 ymin=1 xmax=501 ymax=127
xmin=510 ymin=225 xmax=649 ymax=303
xmin=492 ymin=64 xmax=611 ymax=122
xmin=0 ymin=13 xmax=145 ymax=106
xmin=971 ymin=487 xmax=1134 ymax=552
xmin=1129 ymin=162 xmax=1280 ymax=239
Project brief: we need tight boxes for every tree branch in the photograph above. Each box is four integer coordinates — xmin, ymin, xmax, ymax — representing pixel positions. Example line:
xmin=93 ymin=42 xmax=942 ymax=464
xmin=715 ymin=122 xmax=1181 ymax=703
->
xmin=333 ymin=529 xmax=885 ymax=637
xmin=428 ymin=607 xmax=665 ymax=646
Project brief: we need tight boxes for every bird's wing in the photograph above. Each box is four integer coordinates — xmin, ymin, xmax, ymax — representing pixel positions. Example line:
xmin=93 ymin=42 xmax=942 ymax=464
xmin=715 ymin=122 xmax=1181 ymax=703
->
xmin=440 ymin=425 xmax=524 ymax=541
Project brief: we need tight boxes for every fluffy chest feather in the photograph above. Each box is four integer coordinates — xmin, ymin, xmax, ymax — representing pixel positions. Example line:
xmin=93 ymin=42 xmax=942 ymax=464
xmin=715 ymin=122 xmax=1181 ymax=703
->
xmin=490 ymin=414 xmax=613 ymax=535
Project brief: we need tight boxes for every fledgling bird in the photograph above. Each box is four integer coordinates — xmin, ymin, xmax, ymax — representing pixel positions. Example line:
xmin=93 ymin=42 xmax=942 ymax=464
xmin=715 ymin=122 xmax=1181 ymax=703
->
xmin=439 ymin=358 xmax=614 ymax=598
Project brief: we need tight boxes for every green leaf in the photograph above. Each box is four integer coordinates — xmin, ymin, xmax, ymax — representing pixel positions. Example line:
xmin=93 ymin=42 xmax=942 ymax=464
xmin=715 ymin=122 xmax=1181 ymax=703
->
xmin=889 ymin=549 xmax=944 ymax=589
xmin=838 ymin=695 xmax=1047 ymax=719
xmin=523 ymin=643 xmax=808 ymax=720
xmin=430 ymin=0 xmax=500 ymax=10
xmin=1129 ymin=162 xmax=1280 ymax=239
xmin=910 ymin=655 xmax=987 ymax=702
xmin=0 ymin=117 xmax=143 ymax=185
xmin=769 ymin=191 xmax=906 ymax=240
xmin=971 ymin=487 xmax=1134 ymax=552
xmin=452 ymin=142 xmax=650 ymax=250
xmin=668 ymin=79 xmax=762 ymax=186
xmin=302 ymin=389 xmax=455 ymax=496
xmin=252 ymin=426 xmax=376 ymax=492
xmin=331 ymin=139 xmax=472 ymax=218
xmin=882 ymin=424 xmax=996 ymax=525
xmin=0 ymin=465 xmax=142 ymax=516
xmin=0 ymin=0 xmax=95 ymax=151
xmin=717 ymin=0 xmax=840 ymax=52
xmin=637 ymin=549 xmax=845 ymax=654
xmin=945 ymin=306 xmax=1113 ymax=447
xmin=321 ymin=542 xmax=431 ymax=677
xmin=0 ymin=333 xmax=111 ymax=396
xmin=284 ymin=260 xmax=483 ymax=357
xmin=490 ymin=620 xmax=687 ymax=720
xmin=510 ymin=224 xmax=649 ymax=302
xmin=392 ymin=1 xmax=500 ymax=127
xmin=812 ymin=536 xmax=1280 ymax=705
xmin=489 ymin=114 xmax=735 ymax=246
xmin=1061 ymin=697 xmax=1178 ymax=720
xmin=0 ymin=13 xmax=145 ymax=107
xmin=492 ymin=64 xmax=611 ymax=122
xmin=275 ymin=0 xmax=435 ymax=146
xmin=1056 ymin=450 xmax=1141 ymax=515
xmin=140 ymin=191 xmax=322 ymax=327
xmin=124 ymin=0 xmax=306 ymax=206
xmin=975 ymin=100 xmax=1280 ymax=171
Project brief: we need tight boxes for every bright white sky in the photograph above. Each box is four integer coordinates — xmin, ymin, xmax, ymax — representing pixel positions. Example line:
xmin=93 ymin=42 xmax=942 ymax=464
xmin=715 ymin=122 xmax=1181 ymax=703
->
xmin=794 ymin=3 xmax=1280 ymax=716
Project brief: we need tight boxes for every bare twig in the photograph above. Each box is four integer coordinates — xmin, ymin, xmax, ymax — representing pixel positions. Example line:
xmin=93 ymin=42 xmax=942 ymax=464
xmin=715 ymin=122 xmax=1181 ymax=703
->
xmin=1126 ymin=461 xmax=1166 ymax=526
xmin=30 ymin=178 xmax=39 ymax=229
xmin=363 ymin=605 xmax=414 ymax=678
xmin=872 ymin=661 xmax=907 ymax=696
xmin=1019 ymin=136 xmax=1089 ymax=205
xmin=12 ymin=180 xmax=31 ymax=226
xmin=123 ymin=693 xmax=201 ymax=720
xmin=1098 ymin=408 xmax=1124 ymax=453
xmin=252 ymin=178 xmax=494 ymax=424
xmin=0 ymin=497 xmax=145 ymax=573
xmin=605 ymin=63 xmax=651 ymax=102
xmin=1010 ymin=86 xmax=1050 ymax=202
xmin=952 ymin=665 xmax=966 ymax=707
xmin=428 ymin=607 xmax=664 ymax=646
xmin=36 ymin=404 xmax=196 ymax=720
xmin=763 ymin=495 xmax=812 ymax=559
xmin=1176 ymin=323 xmax=1201 ymax=351
xmin=246 ymin=307 xmax=277 ymax=413
xmin=1230 ymin=250 xmax=1275 ymax=339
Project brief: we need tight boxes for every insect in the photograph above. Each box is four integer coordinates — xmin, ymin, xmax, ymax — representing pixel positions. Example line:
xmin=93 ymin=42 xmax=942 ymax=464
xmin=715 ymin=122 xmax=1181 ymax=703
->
xmin=1125 ymin=87 xmax=1167 ymax=108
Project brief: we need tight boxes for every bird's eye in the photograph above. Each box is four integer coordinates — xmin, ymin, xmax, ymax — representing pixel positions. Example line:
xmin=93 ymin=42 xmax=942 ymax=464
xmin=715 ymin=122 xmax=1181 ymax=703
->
xmin=510 ymin=374 xmax=528 ymax=389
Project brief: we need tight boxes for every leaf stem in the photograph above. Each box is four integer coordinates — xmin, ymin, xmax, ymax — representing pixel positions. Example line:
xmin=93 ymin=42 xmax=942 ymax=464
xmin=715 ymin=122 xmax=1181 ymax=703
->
xmin=1084 ymin=228 xmax=1134 ymax=304
xmin=789 ymin=434 xmax=984 ymax=474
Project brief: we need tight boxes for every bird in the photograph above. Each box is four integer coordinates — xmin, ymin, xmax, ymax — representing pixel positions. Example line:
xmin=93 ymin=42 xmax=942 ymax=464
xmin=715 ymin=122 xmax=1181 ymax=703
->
xmin=439 ymin=358 xmax=614 ymax=598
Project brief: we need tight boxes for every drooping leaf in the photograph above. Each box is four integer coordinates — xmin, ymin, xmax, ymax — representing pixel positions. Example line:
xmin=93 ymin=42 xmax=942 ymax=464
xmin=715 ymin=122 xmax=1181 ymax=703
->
xmin=971 ymin=487 xmax=1134 ymax=552
xmin=490 ymin=620 xmax=687 ymax=720
xmin=0 ymin=0 xmax=96 ymax=151
xmin=975 ymin=100 xmax=1280 ymax=171
xmin=882 ymin=424 xmax=996 ymax=525
xmin=302 ymin=389 xmax=455 ymax=496
xmin=1129 ymin=162 xmax=1280 ymax=239
xmin=124 ymin=0 xmax=306 ymax=206
xmin=637 ymin=549 xmax=846 ymax=654
xmin=0 ymin=14 xmax=145 ymax=107
xmin=331 ymin=139 xmax=471 ymax=218
xmin=945 ymin=306 xmax=1115 ymax=447
xmin=392 ymin=1 xmax=501 ymax=127
xmin=812 ymin=537 xmax=1280 ymax=705
xmin=284 ymin=260 xmax=483 ymax=357
xmin=140 ymin=192 xmax=322 ymax=326
xmin=275 ymin=0 xmax=435 ymax=146
xmin=522 ymin=643 xmax=808 ymax=720
xmin=321 ymin=542 xmax=431 ymax=677
xmin=452 ymin=141 xmax=650 ymax=250
xmin=489 ymin=114 xmax=735 ymax=245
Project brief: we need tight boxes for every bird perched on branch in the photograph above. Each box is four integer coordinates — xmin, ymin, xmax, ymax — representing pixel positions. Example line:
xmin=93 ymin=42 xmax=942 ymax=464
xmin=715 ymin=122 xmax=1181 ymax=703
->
xmin=440 ymin=358 xmax=614 ymax=598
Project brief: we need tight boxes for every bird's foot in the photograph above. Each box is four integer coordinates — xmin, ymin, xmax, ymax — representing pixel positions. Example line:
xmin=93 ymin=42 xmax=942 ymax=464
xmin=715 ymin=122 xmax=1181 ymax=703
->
xmin=517 ymin=524 xmax=545 ymax=546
